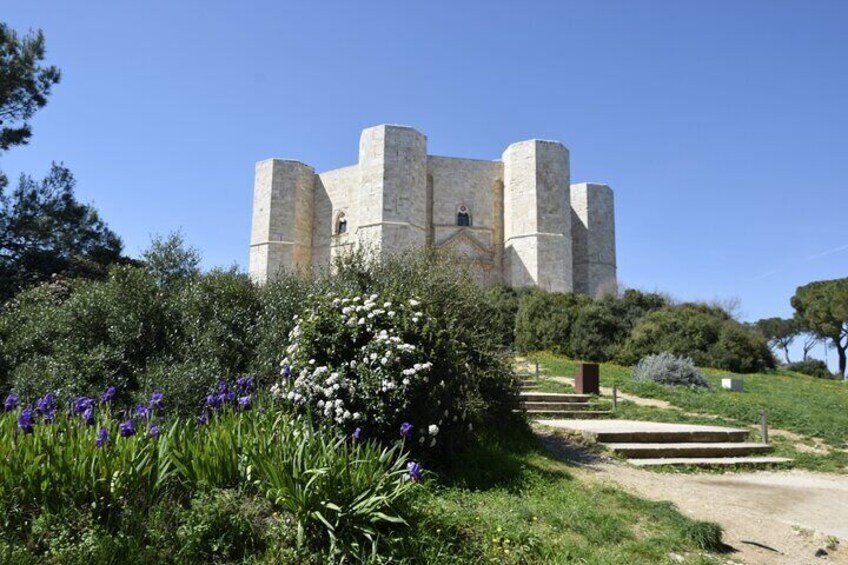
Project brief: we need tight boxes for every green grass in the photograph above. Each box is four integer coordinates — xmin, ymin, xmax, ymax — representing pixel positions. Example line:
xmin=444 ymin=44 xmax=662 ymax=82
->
xmin=410 ymin=426 xmax=725 ymax=563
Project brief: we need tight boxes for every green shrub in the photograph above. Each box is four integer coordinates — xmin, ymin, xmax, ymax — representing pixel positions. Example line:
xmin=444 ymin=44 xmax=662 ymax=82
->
xmin=484 ymin=284 xmax=531 ymax=348
xmin=514 ymin=291 xmax=589 ymax=354
xmin=618 ymin=303 xmax=774 ymax=373
xmin=784 ymin=359 xmax=833 ymax=379
xmin=175 ymin=490 xmax=267 ymax=562
xmin=632 ymin=352 xmax=709 ymax=389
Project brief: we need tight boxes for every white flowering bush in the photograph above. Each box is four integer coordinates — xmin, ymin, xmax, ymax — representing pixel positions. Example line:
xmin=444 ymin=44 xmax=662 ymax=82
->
xmin=272 ymin=291 xmax=475 ymax=457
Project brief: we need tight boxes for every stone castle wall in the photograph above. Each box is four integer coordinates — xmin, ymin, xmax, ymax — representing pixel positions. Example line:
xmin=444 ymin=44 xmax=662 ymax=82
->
xmin=250 ymin=125 xmax=617 ymax=295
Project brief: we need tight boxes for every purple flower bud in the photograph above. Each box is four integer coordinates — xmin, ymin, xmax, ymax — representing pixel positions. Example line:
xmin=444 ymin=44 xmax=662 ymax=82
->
xmin=100 ymin=386 xmax=117 ymax=403
xmin=237 ymin=395 xmax=251 ymax=411
xmin=74 ymin=397 xmax=94 ymax=415
xmin=283 ymin=365 xmax=292 ymax=379
xmin=149 ymin=391 xmax=164 ymax=411
xmin=119 ymin=419 xmax=136 ymax=438
xmin=400 ymin=422 xmax=413 ymax=439
xmin=135 ymin=403 xmax=151 ymax=421
xmin=352 ymin=427 xmax=362 ymax=440
xmin=196 ymin=413 xmax=209 ymax=426
xmin=149 ymin=425 xmax=160 ymax=439
xmin=236 ymin=376 xmax=254 ymax=393
xmin=4 ymin=393 xmax=18 ymax=412
xmin=43 ymin=409 xmax=56 ymax=424
xmin=96 ymin=427 xmax=109 ymax=447
xmin=407 ymin=461 xmax=423 ymax=482
xmin=83 ymin=406 xmax=96 ymax=426
xmin=36 ymin=393 xmax=55 ymax=414
xmin=17 ymin=408 xmax=34 ymax=433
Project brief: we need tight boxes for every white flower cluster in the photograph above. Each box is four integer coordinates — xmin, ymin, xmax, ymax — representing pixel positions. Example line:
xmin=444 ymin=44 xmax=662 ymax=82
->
xmin=275 ymin=292 xmax=438 ymax=429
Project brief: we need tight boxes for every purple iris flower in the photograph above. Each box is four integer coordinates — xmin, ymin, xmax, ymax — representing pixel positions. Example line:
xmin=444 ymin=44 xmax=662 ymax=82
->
xmin=196 ymin=413 xmax=209 ymax=426
xmin=352 ymin=427 xmax=362 ymax=440
xmin=96 ymin=427 xmax=109 ymax=448
xmin=205 ymin=393 xmax=222 ymax=410
xmin=149 ymin=391 xmax=164 ymax=411
xmin=43 ymin=409 xmax=56 ymax=424
xmin=73 ymin=397 xmax=94 ymax=414
xmin=134 ymin=404 xmax=151 ymax=421
xmin=224 ymin=390 xmax=236 ymax=403
xmin=236 ymin=376 xmax=254 ymax=393
xmin=217 ymin=380 xmax=228 ymax=393
xmin=237 ymin=395 xmax=251 ymax=411
xmin=407 ymin=461 xmax=423 ymax=482
xmin=119 ymin=419 xmax=136 ymax=438
xmin=82 ymin=406 xmax=96 ymax=426
xmin=149 ymin=425 xmax=160 ymax=438
xmin=36 ymin=393 xmax=55 ymax=414
xmin=18 ymin=408 xmax=34 ymax=434
xmin=4 ymin=393 xmax=19 ymax=412
xmin=100 ymin=386 xmax=117 ymax=403
xmin=400 ymin=422 xmax=413 ymax=439
xmin=283 ymin=365 xmax=292 ymax=379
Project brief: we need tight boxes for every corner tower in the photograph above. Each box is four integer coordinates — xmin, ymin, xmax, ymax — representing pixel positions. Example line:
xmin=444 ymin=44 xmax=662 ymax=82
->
xmin=357 ymin=125 xmax=428 ymax=253
xmin=249 ymin=159 xmax=315 ymax=283
xmin=502 ymin=140 xmax=573 ymax=292
xmin=571 ymin=183 xmax=616 ymax=296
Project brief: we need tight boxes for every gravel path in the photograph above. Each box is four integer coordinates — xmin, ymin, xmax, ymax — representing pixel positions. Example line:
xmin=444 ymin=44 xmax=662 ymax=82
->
xmin=537 ymin=429 xmax=848 ymax=564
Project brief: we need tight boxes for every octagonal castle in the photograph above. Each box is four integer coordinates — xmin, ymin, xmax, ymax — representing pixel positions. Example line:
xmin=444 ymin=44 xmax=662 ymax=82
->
xmin=249 ymin=125 xmax=616 ymax=295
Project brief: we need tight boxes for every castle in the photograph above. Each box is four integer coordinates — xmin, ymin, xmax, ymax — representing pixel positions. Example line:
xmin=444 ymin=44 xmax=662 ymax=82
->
xmin=249 ymin=125 xmax=616 ymax=295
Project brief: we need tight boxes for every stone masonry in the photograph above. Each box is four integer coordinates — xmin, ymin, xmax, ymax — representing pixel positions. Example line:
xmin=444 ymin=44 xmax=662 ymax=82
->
xmin=250 ymin=125 xmax=616 ymax=295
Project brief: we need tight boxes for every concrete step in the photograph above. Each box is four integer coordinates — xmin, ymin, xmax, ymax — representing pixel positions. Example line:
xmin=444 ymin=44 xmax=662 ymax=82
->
xmin=536 ymin=420 xmax=751 ymax=444
xmin=521 ymin=409 xmax=613 ymax=419
xmin=521 ymin=401 xmax=606 ymax=411
xmin=606 ymin=442 xmax=772 ymax=459
xmin=628 ymin=456 xmax=792 ymax=468
xmin=519 ymin=392 xmax=589 ymax=403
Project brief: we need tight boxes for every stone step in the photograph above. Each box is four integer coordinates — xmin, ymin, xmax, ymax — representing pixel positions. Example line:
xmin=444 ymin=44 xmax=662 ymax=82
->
xmin=627 ymin=456 xmax=793 ymax=468
xmin=521 ymin=401 xmax=606 ymax=411
xmin=521 ymin=409 xmax=612 ymax=419
xmin=519 ymin=392 xmax=589 ymax=403
xmin=535 ymin=420 xmax=751 ymax=444
xmin=606 ymin=442 xmax=772 ymax=459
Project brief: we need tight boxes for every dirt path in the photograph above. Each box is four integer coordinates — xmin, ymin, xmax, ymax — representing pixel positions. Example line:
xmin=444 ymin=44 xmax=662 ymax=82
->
xmin=537 ymin=429 xmax=848 ymax=565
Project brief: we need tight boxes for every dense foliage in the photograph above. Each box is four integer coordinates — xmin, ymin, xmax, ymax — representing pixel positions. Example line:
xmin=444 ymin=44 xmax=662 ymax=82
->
xmin=509 ymin=289 xmax=773 ymax=373
xmin=783 ymin=359 xmax=833 ymax=379
xmin=631 ymin=352 xmax=709 ymax=389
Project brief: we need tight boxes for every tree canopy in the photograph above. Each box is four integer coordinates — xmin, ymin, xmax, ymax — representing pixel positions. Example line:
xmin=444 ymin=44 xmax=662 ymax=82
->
xmin=791 ymin=278 xmax=848 ymax=378
xmin=0 ymin=23 xmax=61 ymax=153
xmin=0 ymin=163 xmax=124 ymax=300
xmin=755 ymin=317 xmax=799 ymax=363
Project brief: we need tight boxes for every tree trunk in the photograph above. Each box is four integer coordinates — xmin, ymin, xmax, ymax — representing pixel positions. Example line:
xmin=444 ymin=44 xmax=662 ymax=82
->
xmin=838 ymin=343 xmax=847 ymax=380
xmin=782 ymin=347 xmax=791 ymax=364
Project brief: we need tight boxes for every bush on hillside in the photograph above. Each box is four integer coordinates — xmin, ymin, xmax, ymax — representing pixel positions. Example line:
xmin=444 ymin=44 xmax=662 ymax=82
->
xmin=514 ymin=291 xmax=589 ymax=354
xmin=570 ymin=291 xmax=667 ymax=361
xmin=632 ymin=352 xmax=709 ymax=389
xmin=617 ymin=303 xmax=774 ymax=373
xmin=484 ymin=284 xmax=531 ymax=348
xmin=784 ymin=359 xmax=833 ymax=379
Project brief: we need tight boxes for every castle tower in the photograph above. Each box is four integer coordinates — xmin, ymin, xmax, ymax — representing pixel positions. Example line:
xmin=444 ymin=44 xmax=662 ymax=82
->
xmin=357 ymin=125 xmax=428 ymax=253
xmin=570 ymin=183 xmax=617 ymax=296
xmin=248 ymin=159 xmax=315 ymax=283
xmin=502 ymin=140 xmax=573 ymax=292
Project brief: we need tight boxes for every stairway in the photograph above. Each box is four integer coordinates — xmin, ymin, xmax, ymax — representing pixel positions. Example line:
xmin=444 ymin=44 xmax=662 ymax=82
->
xmin=538 ymin=420 xmax=792 ymax=468
xmin=518 ymin=391 xmax=613 ymax=419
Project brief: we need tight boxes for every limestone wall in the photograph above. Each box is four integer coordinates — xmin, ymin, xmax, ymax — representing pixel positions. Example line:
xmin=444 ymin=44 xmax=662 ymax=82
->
xmin=313 ymin=164 xmax=359 ymax=271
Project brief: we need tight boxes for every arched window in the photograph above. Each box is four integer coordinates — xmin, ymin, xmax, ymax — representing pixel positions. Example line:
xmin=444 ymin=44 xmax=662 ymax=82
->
xmin=336 ymin=212 xmax=347 ymax=235
xmin=456 ymin=205 xmax=471 ymax=227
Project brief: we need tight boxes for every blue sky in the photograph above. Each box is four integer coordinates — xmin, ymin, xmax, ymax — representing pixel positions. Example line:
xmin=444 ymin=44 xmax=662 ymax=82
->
xmin=2 ymin=1 xmax=846 ymax=360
